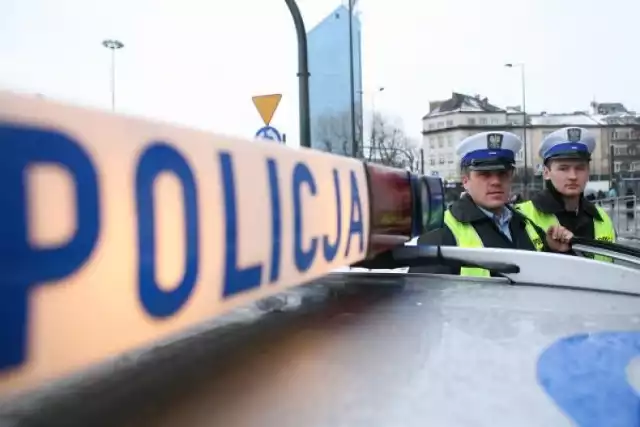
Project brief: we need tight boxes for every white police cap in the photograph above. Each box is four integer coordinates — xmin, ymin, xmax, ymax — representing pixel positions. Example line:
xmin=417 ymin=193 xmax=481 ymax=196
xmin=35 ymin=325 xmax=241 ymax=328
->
xmin=539 ymin=127 xmax=595 ymax=162
xmin=456 ymin=131 xmax=523 ymax=171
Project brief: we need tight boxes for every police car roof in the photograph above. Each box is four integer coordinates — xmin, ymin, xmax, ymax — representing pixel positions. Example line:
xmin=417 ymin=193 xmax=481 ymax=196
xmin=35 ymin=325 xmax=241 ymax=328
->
xmin=23 ymin=272 xmax=639 ymax=427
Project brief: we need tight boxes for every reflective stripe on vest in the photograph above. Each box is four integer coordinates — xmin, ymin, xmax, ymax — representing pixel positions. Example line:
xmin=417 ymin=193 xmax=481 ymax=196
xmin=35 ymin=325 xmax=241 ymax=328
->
xmin=444 ymin=210 xmax=544 ymax=277
xmin=515 ymin=200 xmax=616 ymax=262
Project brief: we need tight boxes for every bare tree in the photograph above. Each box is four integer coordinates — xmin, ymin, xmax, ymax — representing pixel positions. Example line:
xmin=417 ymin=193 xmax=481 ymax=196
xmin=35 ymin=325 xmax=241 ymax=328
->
xmin=313 ymin=110 xmax=420 ymax=172
xmin=367 ymin=112 xmax=420 ymax=171
xmin=313 ymin=111 xmax=361 ymax=155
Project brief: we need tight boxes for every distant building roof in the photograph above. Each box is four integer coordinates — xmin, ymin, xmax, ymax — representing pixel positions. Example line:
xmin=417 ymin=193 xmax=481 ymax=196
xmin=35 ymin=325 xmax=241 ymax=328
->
xmin=423 ymin=92 xmax=504 ymax=119
xmin=593 ymin=102 xmax=628 ymax=115
xmin=529 ymin=113 xmax=602 ymax=126
xmin=422 ymin=94 xmax=640 ymax=127
xmin=597 ymin=112 xmax=640 ymax=125
xmin=528 ymin=111 xmax=640 ymax=127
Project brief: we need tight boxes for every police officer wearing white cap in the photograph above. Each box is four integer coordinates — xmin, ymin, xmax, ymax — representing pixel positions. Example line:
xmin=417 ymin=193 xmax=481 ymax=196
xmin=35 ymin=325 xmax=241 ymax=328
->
xmin=516 ymin=127 xmax=615 ymax=261
xmin=410 ymin=131 xmax=573 ymax=277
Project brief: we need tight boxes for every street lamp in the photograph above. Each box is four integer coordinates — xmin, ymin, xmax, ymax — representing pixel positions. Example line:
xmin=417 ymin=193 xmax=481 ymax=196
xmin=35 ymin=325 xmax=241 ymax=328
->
xmin=348 ymin=0 xmax=358 ymax=158
xmin=358 ymin=86 xmax=385 ymax=116
xmin=102 ymin=39 xmax=124 ymax=111
xmin=505 ymin=62 xmax=529 ymax=195
xmin=372 ymin=86 xmax=384 ymax=114
xmin=358 ymin=86 xmax=385 ymax=160
xmin=284 ymin=0 xmax=311 ymax=148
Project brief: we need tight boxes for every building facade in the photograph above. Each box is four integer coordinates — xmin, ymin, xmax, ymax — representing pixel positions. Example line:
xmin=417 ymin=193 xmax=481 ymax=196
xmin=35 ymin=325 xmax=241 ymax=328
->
xmin=422 ymin=93 xmax=639 ymax=190
xmin=307 ymin=4 xmax=363 ymax=156
xmin=421 ymin=93 xmax=524 ymax=182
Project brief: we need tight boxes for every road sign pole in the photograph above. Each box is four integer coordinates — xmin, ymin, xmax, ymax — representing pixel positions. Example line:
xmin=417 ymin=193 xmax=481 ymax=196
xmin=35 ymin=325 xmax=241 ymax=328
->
xmin=284 ymin=0 xmax=311 ymax=148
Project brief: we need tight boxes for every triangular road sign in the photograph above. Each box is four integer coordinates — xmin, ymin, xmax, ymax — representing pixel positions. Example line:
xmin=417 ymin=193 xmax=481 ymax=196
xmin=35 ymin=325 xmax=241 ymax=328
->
xmin=252 ymin=94 xmax=282 ymax=126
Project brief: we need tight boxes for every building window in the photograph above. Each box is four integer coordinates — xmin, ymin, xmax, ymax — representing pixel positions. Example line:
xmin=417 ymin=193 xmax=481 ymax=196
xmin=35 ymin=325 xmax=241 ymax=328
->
xmin=491 ymin=118 xmax=499 ymax=125
xmin=429 ymin=140 xmax=435 ymax=149
xmin=614 ymin=145 xmax=627 ymax=156
xmin=614 ymin=130 xmax=631 ymax=140
xmin=614 ymin=162 xmax=621 ymax=173
xmin=429 ymin=157 xmax=435 ymax=166
xmin=438 ymin=136 xmax=443 ymax=148
xmin=479 ymin=118 xmax=488 ymax=125
xmin=468 ymin=118 xmax=476 ymax=125
xmin=439 ymin=156 xmax=445 ymax=164
xmin=446 ymin=120 xmax=454 ymax=127
xmin=437 ymin=122 xmax=444 ymax=129
xmin=447 ymin=135 xmax=453 ymax=147
xmin=428 ymin=123 xmax=435 ymax=130
xmin=447 ymin=155 xmax=454 ymax=164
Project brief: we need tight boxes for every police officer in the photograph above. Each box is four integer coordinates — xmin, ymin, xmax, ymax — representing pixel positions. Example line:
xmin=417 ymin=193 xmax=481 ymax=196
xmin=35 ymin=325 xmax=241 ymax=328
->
xmin=410 ymin=131 xmax=573 ymax=277
xmin=516 ymin=127 xmax=616 ymax=259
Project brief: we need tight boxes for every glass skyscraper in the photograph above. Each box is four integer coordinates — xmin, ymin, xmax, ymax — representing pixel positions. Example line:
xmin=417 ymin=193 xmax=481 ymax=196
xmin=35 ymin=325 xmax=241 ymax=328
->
xmin=307 ymin=4 xmax=363 ymax=156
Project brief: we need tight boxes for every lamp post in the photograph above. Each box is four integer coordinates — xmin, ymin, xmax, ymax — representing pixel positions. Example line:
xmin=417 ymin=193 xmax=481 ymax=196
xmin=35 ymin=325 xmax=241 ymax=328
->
xmin=358 ymin=86 xmax=384 ymax=120
xmin=348 ymin=0 xmax=358 ymax=158
xmin=358 ymin=86 xmax=385 ymax=160
xmin=371 ymin=86 xmax=384 ymax=115
xmin=505 ymin=62 xmax=528 ymax=195
xmin=102 ymin=39 xmax=124 ymax=111
xmin=284 ymin=0 xmax=311 ymax=148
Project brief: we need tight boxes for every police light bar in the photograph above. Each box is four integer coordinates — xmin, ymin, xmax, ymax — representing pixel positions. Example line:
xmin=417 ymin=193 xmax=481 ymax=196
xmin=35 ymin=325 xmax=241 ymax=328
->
xmin=0 ymin=91 xmax=444 ymax=397
xmin=366 ymin=163 xmax=444 ymax=256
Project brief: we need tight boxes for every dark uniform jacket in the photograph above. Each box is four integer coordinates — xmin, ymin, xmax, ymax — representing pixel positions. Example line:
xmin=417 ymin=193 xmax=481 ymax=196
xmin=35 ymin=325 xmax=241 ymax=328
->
xmin=408 ymin=194 xmax=550 ymax=276
xmin=528 ymin=186 xmax=604 ymax=240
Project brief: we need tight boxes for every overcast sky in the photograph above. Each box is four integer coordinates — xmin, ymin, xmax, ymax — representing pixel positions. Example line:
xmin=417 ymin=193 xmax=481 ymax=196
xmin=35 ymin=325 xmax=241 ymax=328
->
xmin=1 ymin=0 xmax=637 ymax=145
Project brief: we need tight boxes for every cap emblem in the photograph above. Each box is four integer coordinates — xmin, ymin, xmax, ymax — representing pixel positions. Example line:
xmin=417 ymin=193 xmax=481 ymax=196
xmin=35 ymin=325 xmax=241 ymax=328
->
xmin=567 ymin=128 xmax=582 ymax=143
xmin=487 ymin=133 xmax=503 ymax=149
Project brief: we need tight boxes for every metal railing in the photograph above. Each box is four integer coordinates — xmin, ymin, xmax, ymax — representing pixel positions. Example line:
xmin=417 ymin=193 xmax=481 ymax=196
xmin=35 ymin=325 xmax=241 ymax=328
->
xmin=596 ymin=195 xmax=638 ymax=238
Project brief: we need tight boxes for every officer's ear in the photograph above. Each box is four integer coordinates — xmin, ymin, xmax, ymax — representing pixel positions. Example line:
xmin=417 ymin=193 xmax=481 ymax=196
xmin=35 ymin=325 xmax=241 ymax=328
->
xmin=542 ymin=161 xmax=552 ymax=180
xmin=461 ymin=167 xmax=471 ymax=188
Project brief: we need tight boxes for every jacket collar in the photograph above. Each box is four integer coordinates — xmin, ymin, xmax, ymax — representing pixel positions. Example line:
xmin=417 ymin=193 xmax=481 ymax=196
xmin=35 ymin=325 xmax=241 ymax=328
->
xmin=530 ymin=183 xmax=601 ymax=220
xmin=450 ymin=194 xmax=517 ymax=224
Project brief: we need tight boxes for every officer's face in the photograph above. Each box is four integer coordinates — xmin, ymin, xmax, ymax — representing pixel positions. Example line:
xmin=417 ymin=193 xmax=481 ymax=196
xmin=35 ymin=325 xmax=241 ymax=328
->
xmin=544 ymin=159 xmax=589 ymax=197
xmin=463 ymin=169 xmax=513 ymax=209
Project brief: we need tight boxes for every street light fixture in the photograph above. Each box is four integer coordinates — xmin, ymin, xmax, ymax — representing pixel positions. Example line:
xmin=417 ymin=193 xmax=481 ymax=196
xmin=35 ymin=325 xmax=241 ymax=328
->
xmin=102 ymin=39 xmax=124 ymax=111
xmin=373 ymin=86 xmax=384 ymax=112
xmin=358 ymin=86 xmax=385 ymax=115
xmin=505 ymin=62 xmax=529 ymax=195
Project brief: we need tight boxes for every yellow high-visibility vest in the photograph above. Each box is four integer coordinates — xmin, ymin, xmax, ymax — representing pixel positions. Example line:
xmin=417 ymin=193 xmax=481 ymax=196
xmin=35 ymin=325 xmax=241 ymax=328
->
xmin=516 ymin=200 xmax=615 ymax=262
xmin=444 ymin=210 xmax=544 ymax=277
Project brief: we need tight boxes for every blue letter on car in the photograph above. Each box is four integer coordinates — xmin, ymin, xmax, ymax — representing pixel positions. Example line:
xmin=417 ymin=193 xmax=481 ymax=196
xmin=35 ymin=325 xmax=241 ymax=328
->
xmin=0 ymin=125 xmax=100 ymax=370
